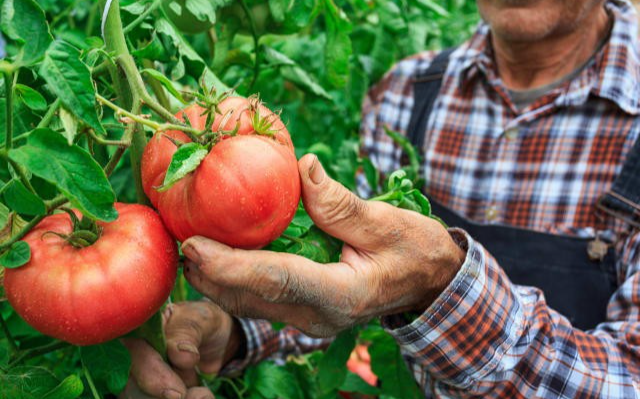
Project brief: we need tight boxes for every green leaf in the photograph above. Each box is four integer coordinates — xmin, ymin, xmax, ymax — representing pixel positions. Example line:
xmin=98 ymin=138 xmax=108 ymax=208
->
xmin=0 ymin=366 xmax=60 ymax=399
xmin=0 ymin=202 xmax=9 ymax=229
xmin=0 ymin=339 xmax=9 ymax=367
xmin=289 ymin=226 xmax=341 ymax=263
xmin=245 ymin=361 xmax=303 ymax=399
xmin=58 ymin=107 xmax=78 ymax=145
xmin=9 ymin=129 xmax=117 ymax=221
xmin=339 ymin=372 xmax=380 ymax=395
xmin=0 ymin=241 xmax=30 ymax=269
xmin=184 ymin=0 xmax=219 ymax=24
xmin=41 ymin=375 xmax=84 ymax=399
xmin=157 ymin=143 xmax=208 ymax=192
xmin=412 ymin=0 xmax=450 ymax=17
xmin=142 ymin=68 xmax=187 ymax=104
xmin=80 ymin=341 xmax=131 ymax=395
xmin=269 ymin=0 xmax=292 ymax=23
xmin=368 ymin=332 xmax=422 ymax=399
xmin=263 ymin=46 xmax=331 ymax=100
xmin=4 ymin=180 xmax=46 ymax=216
xmin=384 ymin=126 xmax=420 ymax=180
xmin=324 ymin=0 xmax=352 ymax=88
xmin=317 ymin=328 xmax=357 ymax=394
xmin=0 ymin=0 xmax=52 ymax=65
xmin=14 ymin=85 xmax=47 ymax=111
xmin=39 ymin=40 xmax=104 ymax=134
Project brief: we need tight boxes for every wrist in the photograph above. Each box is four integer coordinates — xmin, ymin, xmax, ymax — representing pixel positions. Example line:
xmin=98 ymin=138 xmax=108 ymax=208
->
xmin=411 ymin=231 xmax=466 ymax=314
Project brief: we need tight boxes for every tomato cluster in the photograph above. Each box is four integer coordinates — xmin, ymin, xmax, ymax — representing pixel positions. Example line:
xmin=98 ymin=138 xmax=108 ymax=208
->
xmin=141 ymin=97 xmax=301 ymax=249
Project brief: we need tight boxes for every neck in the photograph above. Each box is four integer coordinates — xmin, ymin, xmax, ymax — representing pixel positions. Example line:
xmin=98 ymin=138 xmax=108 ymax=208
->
xmin=492 ymin=7 xmax=611 ymax=90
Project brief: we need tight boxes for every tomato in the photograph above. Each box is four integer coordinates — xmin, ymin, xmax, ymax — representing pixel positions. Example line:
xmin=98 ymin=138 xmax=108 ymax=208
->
xmin=3 ymin=203 xmax=178 ymax=346
xmin=141 ymin=97 xmax=300 ymax=249
xmin=340 ymin=344 xmax=378 ymax=398
xmin=163 ymin=0 xmax=215 ymax=34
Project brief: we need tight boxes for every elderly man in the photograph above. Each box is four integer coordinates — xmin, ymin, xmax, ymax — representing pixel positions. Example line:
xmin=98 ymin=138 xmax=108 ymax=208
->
xmin=123 ymin=0 xmax=640 ymax=398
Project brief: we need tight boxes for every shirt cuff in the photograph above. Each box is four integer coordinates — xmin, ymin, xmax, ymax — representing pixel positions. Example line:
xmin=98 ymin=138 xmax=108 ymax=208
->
xmin=219 ymin=318 xmax=268 ymax=376
xmin=381 ymin=228 xmax=525 ymax=388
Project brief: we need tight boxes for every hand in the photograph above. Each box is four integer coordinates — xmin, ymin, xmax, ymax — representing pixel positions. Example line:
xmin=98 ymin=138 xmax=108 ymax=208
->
xmin=119 ymin=301 xmax=243 ymax=399
xmin=182 ymin=154 xmax=466 ymax=337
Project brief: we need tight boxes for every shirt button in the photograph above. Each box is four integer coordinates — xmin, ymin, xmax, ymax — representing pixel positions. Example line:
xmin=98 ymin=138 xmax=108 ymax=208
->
xmin=485 ymin=206 xmax=499 ymax=222
xmin=504 ymin=127 xmax=519 ymax=140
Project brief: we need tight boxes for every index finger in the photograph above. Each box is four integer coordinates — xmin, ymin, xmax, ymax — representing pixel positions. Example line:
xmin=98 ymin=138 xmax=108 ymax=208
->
xmin=182 ymin=236 xmax=358 ymax=309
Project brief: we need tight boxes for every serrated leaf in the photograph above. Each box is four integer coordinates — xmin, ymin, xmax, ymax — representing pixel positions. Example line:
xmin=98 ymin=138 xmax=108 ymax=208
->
xmin=3 ymin=180 xmax=46 ymax=216
xmin=339 ymin=372 xmax=380 ymax=395
xmin=263 ymin=46 xmax=331 ymax=100
xmin=317 ymin=328 xmax=357 ymax=394
xmin=14 ymin=85 xmax=47 ymax=111
xmin=59 ymin=107 xmax=78 ymax=145
xmin=245 ymin=361 xmax=303 ymax=399
xmin=9 ymin=129 xmax=117 ymax=221
xmin=0 ymin=0 xmax=52 ymax=66
xmin=39 ymin=40 xmax=104 ymax=134
xmin=324 ymin=0 xmax=352 ymax=88
xmin=0 ymin=241 xmax=30 ymax=269
xmin=0 ymin=366 xmax=60 ymax=399
xmin=80 ymin=341 xmax=131 ymax=395
xmin=368 ymin=332 xmax=422 ymax=399
xmin=142 ymin=69 xmax=186 ymax=103
xmin=289 ymin=226 xmax=341 ymax=263
xmin=157 ymin=143 xmax=208 ymax=192
xmin=42 ymin=375 xmax=83 ymax=399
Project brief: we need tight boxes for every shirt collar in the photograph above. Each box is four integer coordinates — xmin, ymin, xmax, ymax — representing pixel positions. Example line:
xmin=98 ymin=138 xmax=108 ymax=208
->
xmin=453 ymin=0 xmax=640 ymax=115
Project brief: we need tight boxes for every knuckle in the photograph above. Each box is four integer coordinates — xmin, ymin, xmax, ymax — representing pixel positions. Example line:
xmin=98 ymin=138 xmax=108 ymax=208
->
xmin=324 ymin=191 xmax=366 ymax=226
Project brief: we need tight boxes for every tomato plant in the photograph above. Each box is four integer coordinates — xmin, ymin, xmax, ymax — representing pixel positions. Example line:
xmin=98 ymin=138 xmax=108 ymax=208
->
xmin=142 ymin=99 xmax=300 ymax=249
xmin=0 ymin=0 xmax=478 ymax=397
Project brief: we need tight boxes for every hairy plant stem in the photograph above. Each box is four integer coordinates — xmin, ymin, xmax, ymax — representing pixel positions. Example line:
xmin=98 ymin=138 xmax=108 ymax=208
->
xmin=96 ymin=93 xmax=202 ymax=140
xmin=4 ymin=72 xmax=13 ymax=150
xmin=0 ymin=310 xmax=18 ymax=355
xmin=37 ymin=98 xmax=61 ymax=129
xmin=123 ymin=0 xmax=162 ymax=34
xmin=7 ymin=157 xmax=37 ymax=195
xmin=85 ymin=128 xmax=130 ymax=147
xmin=8 ymin=340 xmax=69 ymax=367
xmin=142 ymin=59 xmax=171 ymax=110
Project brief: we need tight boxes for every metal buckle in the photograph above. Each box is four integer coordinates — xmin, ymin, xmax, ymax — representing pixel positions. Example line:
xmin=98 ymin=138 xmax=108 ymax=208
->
xmin=596 ymin=191 xmax=640 ymax=230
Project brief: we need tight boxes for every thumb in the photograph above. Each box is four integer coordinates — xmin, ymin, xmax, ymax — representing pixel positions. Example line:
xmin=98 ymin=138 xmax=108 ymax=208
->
xmin=298 ymin=154 xmax=378 ymax=247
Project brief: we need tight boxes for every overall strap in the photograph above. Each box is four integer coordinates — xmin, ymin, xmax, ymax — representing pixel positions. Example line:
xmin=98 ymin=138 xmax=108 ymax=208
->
xmin=597 ymin=137 xmax=640 ymax=230
xmin=407 ymin=47 xmax=457 ymax=150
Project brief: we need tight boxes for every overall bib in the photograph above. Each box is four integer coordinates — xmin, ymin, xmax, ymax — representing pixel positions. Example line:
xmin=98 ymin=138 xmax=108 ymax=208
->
xmin=405 ymin=49 xmax=640 ymax=331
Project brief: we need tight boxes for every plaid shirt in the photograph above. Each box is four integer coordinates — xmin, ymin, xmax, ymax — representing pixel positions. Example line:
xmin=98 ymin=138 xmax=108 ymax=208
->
xmin=226 ymin=1 xmax=640 ymax=397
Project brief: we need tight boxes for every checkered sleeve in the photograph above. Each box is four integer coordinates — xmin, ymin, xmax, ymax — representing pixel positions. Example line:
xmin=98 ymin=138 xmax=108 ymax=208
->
xmin=220 ymin=319 xmax=332 ymax=375
xmin=382 ymin=229 xmax=640 ymax=398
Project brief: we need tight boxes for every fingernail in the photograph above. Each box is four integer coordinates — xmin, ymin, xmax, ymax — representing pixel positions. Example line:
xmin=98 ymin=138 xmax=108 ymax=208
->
xmin=309 ymin=155 xmax=325 ymax=185
xmin=162 ymin=389 xmax=184 ymax=399
xmin=177 ymin=342 xmax=199 ymax=355
xmin=182 ymin=241 xmax=201 ymax=263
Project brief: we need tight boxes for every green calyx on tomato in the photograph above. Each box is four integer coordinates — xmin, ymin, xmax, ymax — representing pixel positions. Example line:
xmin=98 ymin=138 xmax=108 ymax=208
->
xmin=141 ymin=95 xmax=301 ymax=249
xmin=43 ymin=207 xmax=103 ymax=248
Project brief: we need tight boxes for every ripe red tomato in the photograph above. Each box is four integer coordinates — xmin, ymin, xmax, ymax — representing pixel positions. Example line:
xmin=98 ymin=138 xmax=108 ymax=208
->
xmin=141 ymin=97 xmax=300 ymax=249
xmin=3 ymin=203 xmax=178 ymax=346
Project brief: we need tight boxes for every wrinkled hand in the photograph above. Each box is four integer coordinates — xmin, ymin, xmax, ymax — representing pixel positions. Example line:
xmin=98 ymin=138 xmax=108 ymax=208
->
xmin=119 ymin=301 xmax=242 ymax=399
xmin=182 ymin=154 xmax=466 ymax=337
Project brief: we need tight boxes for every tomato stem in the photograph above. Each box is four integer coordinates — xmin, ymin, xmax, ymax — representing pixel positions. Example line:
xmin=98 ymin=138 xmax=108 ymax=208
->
xmin=239 ymin=0 xmax=261 ymax=90
xmin=0 ymin=309 xmax=18 ymax=355
xmin=82 ymin=361 xmax=103 ymax=399
xmin=8 ymin=340 xmax=68 ymax=368
xmin=122 ymin=0 xmax=162 ymax=34
xmin=4 ymin=72 xmax=13 ymax=151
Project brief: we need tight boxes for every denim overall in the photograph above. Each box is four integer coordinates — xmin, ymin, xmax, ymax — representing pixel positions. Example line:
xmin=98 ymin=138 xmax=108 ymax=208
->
xmin=405 ymin=49 xmax=640 ymax=331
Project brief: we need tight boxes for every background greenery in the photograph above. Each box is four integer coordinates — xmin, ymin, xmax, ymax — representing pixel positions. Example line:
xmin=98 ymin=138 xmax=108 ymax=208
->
xmin=0 ymin=0 xmax=479 ymax=397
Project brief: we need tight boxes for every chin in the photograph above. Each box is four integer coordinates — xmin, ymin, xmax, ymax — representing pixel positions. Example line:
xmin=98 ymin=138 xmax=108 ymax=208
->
xmin=487 ymin=10 xmax=559 ymax=42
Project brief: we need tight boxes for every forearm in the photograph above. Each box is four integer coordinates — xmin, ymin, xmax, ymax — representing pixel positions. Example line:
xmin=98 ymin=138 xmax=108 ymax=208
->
xmin=384 ymin=230 xmax=640 ymax=398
